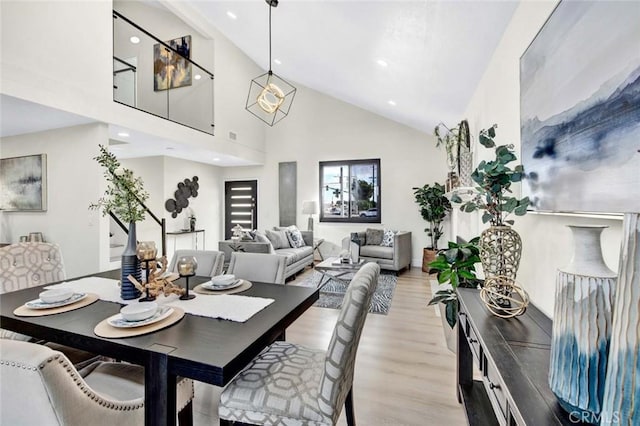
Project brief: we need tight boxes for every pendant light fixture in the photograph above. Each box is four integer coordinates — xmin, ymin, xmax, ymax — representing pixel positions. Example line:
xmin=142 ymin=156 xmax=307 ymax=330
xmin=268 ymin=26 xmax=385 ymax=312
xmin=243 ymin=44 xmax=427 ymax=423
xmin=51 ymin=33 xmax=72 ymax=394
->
xmin=245 ymin=0 xmax=296 ymax=126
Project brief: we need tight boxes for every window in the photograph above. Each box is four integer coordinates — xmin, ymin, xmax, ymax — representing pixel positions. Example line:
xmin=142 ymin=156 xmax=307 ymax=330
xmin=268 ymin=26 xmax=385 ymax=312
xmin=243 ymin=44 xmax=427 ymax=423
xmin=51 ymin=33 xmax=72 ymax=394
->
xmin=319 ymin=159 xmax=381 ymax=223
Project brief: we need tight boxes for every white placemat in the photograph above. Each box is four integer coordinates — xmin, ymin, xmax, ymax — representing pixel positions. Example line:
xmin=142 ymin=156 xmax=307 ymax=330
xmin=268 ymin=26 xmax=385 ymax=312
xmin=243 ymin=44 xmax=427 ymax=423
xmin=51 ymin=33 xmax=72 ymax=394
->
xmin=47 ymin=277 xmax=274 ymax=323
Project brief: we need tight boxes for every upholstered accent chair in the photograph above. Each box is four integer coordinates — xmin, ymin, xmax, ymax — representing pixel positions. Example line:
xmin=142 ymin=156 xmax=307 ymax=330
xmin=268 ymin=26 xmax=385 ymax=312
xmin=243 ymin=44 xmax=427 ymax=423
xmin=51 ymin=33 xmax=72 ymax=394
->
xmin=168 ymin=249 xmax=225 ymax=277
xmin=0 ymin=340 xmax=195 ymax=426
xmin=218 ymin=262 xmax=380 ymax=425
xmin=341 ymin=230 xmax=412 ymax=273
xmin=227 ymin=252 xmax=287 ymax=285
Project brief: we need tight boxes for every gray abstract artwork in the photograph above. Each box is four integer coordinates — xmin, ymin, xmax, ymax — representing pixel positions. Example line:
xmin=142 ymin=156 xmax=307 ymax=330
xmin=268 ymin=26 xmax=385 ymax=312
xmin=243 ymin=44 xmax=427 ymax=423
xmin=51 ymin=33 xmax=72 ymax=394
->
xmin=520 ymin=1 xmax=640 ymax=213
xmin=0 ymin=154 xmax=47 ymax=211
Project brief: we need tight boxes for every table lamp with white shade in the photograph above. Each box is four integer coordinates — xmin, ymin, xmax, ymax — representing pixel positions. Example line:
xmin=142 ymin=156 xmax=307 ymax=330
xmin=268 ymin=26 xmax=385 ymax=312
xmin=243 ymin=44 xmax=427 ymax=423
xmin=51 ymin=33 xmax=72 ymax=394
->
xmin=302 ymin=200 xmax=318 ymax=231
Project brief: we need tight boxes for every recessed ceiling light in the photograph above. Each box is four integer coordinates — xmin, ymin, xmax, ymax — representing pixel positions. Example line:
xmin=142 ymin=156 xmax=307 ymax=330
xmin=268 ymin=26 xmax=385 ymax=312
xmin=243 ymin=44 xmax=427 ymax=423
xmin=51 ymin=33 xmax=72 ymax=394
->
xmin=166 ymin=147 xmax=175 ymax=150
xmin=387 ymin=100 xmax=396 ymax=106
xmin=117 ymin=132 xmax=130 ymax=137
xmin=226 ymin=11 xmax=237 ymax=20
xmin=130 ymin=36 xmax=140 ymax=44
xmin=213 ymin=157 xmax=221 ymax=162
xmin=194 ymin=74 xmax=202 ymax=80
xmin=376 ymin=59 xmax=388 ymax=67
xmin=274 ymin=59 xmax=282 ymax=65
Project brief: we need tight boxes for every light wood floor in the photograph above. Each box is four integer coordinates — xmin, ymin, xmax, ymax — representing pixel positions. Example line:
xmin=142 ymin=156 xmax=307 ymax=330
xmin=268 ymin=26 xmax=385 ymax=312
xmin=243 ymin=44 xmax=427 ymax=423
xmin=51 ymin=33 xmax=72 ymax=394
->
xmin=192 ymin=266 xmax=466 ymax=426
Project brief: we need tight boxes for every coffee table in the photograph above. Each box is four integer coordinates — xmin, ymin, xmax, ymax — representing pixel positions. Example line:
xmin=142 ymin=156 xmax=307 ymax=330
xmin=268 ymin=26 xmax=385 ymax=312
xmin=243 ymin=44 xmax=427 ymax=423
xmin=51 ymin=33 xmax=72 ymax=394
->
xmin=315 ymin=256 xmax=367 ymax=288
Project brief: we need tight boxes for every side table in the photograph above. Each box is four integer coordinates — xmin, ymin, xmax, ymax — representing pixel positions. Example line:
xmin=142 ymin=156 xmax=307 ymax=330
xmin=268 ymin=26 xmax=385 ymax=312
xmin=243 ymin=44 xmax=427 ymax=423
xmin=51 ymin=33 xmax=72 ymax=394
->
xmin=313 ymin=238 xmax=325 ymax=261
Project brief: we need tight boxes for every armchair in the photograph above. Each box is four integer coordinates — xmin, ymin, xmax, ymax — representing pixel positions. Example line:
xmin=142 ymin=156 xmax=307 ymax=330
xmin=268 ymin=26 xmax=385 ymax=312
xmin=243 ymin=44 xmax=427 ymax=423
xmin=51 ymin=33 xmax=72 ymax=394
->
xmin=342 ymin=231 xmax=412 ymax=272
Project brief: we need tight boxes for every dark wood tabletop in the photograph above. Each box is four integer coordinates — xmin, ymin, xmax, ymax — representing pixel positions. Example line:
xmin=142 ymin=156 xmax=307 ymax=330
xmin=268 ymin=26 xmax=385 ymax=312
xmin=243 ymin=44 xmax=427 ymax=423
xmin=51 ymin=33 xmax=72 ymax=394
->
xmin=0 ymin=270 xmax=319 ymax=426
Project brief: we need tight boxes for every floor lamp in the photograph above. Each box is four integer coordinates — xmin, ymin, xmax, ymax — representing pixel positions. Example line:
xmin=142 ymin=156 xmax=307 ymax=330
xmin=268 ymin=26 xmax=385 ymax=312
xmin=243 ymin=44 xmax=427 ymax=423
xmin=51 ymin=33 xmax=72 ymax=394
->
xmin=302 ymin=201 xmax=318 ymax=232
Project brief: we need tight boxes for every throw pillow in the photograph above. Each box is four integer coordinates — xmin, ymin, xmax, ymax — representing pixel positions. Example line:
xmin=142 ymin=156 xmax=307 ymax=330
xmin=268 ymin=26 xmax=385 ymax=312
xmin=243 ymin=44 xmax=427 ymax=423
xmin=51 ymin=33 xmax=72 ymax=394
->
xmin=286 ymin=226 xmax=305 ymax=248
xmin=366 ymin=228 xmax=384 ymax=246
xmin=265 ymin=229 xmax=290 ymax=249
xmin=381 ymin=229 xmax=396 ymax=247
xmin=254 ymin=230 xmax=276 ymax=253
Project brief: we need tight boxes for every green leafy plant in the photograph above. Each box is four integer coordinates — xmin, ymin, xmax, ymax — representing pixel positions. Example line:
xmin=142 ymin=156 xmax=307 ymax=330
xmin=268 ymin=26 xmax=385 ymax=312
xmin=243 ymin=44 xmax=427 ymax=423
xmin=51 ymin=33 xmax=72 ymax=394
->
xmin=89 ymin=145 xmax=149 ymax=223
xmin=452 ymin=125 xmax=529 ymax=226
xmin=428 ymin=238 xmax=482 ymax=328
xmin=412 ymin=183 xmax=452 ymax=249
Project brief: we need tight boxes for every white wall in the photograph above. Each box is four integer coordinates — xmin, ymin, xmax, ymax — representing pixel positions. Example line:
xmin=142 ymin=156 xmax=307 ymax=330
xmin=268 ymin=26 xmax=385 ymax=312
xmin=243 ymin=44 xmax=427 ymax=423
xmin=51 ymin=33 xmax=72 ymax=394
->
xmin=0 ymin=0 xmax=266 ymax=165
xmin=0 ymin=124 xmax=109 ymax=278
xmin=222 ymin=84 xmax=450 ymax=266
xmin=462 ymin=0 xmax=623 ymax=316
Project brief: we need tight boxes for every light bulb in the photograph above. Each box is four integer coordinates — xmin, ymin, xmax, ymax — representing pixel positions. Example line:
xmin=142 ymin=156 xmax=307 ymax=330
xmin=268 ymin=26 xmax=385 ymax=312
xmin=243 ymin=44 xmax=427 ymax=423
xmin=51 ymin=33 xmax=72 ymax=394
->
xmin=257 ymin=83 xmax=285 ymax=114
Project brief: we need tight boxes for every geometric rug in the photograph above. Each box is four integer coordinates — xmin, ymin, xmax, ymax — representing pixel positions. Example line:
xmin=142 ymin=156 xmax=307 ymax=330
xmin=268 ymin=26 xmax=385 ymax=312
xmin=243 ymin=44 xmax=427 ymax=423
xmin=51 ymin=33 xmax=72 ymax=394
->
xmin=297 ymin=270 xmax=397 ymax=315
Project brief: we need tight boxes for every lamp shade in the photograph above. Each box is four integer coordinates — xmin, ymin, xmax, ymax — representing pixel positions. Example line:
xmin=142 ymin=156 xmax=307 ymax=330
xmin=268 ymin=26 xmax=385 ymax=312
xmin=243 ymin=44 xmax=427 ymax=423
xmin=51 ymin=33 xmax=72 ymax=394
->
xmin=302 ymin=200 xmax=318 ymax=215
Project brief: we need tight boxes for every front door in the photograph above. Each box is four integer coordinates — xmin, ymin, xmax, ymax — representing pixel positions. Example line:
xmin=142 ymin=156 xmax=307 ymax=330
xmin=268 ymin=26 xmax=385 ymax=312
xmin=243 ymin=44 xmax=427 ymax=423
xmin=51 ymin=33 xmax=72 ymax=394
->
xmin=224 ymin=180 xmax=257 ymax=240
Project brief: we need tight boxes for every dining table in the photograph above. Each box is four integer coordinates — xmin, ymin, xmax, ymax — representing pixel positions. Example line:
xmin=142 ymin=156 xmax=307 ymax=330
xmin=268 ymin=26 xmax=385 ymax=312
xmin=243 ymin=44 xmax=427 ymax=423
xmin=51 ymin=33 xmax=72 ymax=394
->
xmin=0 ymin=270 xmax=319 ymax=426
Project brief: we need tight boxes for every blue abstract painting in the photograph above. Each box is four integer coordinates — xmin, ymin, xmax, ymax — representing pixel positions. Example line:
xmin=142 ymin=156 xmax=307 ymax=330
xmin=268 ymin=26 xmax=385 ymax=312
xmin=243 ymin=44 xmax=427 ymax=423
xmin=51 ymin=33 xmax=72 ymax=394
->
xmin=520 ymin=1 xmax=640 ymax=213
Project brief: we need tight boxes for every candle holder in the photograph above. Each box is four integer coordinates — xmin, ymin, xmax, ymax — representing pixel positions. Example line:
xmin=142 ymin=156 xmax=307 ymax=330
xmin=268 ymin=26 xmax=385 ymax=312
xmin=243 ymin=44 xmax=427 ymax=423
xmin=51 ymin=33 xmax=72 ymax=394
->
xmin=177 ymin=256 xmax=197 ymax=300
xmin=136 ymin=242 xmax=158 ymax=302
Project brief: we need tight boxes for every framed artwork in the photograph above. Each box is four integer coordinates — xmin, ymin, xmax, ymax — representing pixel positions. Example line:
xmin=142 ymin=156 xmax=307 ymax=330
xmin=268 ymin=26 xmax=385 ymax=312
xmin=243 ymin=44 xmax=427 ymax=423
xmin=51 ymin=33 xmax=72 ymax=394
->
xmin=0 ymin=154 xmax=47 ymax=211
xmin=154 ymin=35 xmax=192 ymax=91
xmin=520 ymin=1 xmax=640 ymax=213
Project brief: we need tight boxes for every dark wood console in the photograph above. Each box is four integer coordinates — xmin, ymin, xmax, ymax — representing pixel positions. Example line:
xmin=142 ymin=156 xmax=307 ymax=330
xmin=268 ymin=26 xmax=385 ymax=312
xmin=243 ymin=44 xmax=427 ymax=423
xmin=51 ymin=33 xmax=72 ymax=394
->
xmin=456 ymin=288 xmax=574 ymax=425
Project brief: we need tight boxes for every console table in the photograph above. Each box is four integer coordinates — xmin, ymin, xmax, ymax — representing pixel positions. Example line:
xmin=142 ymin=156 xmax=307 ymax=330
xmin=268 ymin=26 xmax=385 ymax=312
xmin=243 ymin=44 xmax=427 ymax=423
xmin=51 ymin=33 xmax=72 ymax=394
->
xmin=456 ymin=288 xmax=573 ymax=425
xmin=166 ymin=229 xmax=205 ymax=251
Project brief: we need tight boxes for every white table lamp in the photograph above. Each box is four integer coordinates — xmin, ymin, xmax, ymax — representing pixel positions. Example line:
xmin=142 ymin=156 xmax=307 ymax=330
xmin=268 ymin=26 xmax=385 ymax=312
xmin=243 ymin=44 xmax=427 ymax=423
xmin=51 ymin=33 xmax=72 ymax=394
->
xmin=302 ymin=200 xmax=318 ymax=231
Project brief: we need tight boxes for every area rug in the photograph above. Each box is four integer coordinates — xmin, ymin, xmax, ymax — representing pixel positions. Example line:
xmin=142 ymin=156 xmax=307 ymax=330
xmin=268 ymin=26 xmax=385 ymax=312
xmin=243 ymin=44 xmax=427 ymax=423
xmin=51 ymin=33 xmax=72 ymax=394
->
xmin=298 ymin=271 xmax=397 ymax=315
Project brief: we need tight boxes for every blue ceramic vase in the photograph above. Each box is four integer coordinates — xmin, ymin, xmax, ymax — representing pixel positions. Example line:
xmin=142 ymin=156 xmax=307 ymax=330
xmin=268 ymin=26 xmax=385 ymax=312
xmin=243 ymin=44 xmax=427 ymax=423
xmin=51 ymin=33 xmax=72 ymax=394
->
xmin=601 ymin=214 xmax=640 ymax=426
xmin=120 ymin=222 xmax=141 ymax=300
xmin=549 ymin=225 xmax=616 ymax=423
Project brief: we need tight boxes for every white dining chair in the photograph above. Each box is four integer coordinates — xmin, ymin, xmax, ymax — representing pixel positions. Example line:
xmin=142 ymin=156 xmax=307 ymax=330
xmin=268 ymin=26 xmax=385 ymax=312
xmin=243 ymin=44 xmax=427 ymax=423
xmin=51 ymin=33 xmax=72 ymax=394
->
xmin=218 ymin=262 xmax=380 ymax=426
xmin=0 ymin=340 xmax=195 ymax=426
xmin=226 ymin=252 xmax=287 ymax=284
xmin=168 ymin=249 xmax=225 ymax=277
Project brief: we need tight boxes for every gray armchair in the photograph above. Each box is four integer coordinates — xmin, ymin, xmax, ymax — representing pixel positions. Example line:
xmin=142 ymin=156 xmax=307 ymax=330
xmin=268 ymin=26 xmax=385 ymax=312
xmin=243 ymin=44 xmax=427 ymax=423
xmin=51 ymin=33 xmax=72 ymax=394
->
xmin=342 ymin=231 xmax=412 ymax=272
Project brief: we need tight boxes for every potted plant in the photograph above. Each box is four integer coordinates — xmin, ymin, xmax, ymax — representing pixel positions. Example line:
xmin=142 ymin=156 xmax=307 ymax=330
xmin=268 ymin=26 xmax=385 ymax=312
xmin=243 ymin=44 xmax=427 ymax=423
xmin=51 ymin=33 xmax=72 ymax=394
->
xmin=412 ymin=182 xmax=452 ymax=272
xmin=428 ymin=238 xmax=482 ymax=351
xmin=452 ymin=124 xmax=529 ymax=284
xmin=90 ymin=144 xmax=149 ymax=299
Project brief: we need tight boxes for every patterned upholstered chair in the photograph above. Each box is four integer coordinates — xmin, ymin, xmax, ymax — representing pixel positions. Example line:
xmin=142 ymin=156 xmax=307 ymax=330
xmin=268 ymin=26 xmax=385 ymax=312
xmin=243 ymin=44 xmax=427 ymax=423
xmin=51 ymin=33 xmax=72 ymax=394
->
xmin=227 ymin=252 xmax=287 ymax=285
xmin=168 ymin=249 xmax=225 ymax=277
xmin=0 ymin=242 xmax=66 ymax=294
xmin=218 ymin=262 xmax=380 ymax=426
xmin=0 ymin=340 xmax=194 ymax=425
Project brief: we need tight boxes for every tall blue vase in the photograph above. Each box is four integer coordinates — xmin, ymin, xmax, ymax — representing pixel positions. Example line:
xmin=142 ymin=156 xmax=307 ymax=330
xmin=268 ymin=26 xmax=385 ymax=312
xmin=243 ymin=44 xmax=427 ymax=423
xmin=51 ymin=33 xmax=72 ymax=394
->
xmin=120 ymin=222 xmax=141 ymax=300
xmin=601 ymin=214 xmax=640 ymax=426
xmin=549 ymin=225 xmax=616 ymax=423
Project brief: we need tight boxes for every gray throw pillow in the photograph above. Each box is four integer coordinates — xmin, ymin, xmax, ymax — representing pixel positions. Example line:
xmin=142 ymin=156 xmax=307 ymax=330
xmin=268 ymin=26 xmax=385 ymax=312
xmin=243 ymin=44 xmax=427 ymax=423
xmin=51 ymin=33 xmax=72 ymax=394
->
xmin=366 ymin=228 xmax=384 ymax=246
xmin=253 ymin=230 xmax=276 ymax=253
xmin=265 ymin=229 xmax=290 ymax=249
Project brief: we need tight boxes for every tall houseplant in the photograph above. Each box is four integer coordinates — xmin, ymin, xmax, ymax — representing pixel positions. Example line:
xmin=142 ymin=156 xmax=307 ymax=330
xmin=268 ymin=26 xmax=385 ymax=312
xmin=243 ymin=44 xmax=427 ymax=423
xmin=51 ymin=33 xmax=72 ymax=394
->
xmin=412 ymin=183 xmax=452 ymax=271
xmin=90 ymin=145 xmax=149 ymax=299
xmin=452 ymin=125 xmax=530 ymax=283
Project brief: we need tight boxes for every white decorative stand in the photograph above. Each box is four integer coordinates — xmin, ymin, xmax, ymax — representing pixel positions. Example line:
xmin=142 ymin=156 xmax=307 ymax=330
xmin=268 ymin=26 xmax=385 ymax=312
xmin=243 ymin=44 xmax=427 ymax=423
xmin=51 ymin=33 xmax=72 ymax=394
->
xmin=601 ymin=214 xmax=639 ymax=426
xmin=549 ymin=225 xmax=616 ymax=420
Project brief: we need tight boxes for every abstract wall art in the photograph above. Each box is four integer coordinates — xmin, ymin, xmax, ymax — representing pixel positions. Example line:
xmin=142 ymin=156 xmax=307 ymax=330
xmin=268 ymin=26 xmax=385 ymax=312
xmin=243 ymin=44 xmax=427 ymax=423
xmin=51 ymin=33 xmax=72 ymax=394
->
xmin=154 ymin=35 xmax=192 ymax=91
xmin=520 ymin=1 xmax=640 ymax=213
xmin=0 ymin=154 xmax=47 ymax=211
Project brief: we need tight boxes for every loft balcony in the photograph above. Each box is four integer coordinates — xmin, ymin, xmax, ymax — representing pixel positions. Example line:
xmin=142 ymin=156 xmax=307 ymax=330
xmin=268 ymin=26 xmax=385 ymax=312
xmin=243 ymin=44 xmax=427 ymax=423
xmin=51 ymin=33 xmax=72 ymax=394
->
xmin=112 ymin=11 xmax=214 ymax=135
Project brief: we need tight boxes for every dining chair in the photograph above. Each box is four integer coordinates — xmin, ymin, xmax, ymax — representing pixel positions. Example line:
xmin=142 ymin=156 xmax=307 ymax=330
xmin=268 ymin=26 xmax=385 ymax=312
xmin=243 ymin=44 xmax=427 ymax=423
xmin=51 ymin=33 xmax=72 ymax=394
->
xmin=0 ymin=340 xmax=195 ymax=426
xmin=218 ymin=262 xmax=380 ymax=426
xmin=168 ymin=249 xmax=225 ymax=277
xmin=226 ymin=252 xmax=287 ymax=284
xmin=0 ymin=242 xmax=103 ymax=368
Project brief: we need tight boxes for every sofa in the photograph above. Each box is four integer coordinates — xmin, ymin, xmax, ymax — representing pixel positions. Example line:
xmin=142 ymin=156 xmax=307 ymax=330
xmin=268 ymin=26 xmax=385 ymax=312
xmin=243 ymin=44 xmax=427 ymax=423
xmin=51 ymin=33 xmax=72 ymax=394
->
xmin=218 ymin=227 xmax=314 ymax=281
xmin=341 ymin=230 xmax=412 ymax=273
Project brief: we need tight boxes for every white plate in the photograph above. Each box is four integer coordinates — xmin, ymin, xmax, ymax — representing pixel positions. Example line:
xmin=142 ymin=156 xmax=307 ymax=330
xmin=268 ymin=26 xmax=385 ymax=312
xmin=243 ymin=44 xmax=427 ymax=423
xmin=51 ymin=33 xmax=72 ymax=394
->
xmin=107 ymin=306 xmax=174 ymax=329
xmin=25 ymin=293 xmax=87 ymax=310
xmin=201 ymin=279 xmax=243 ymax=291
xmin=211 ymin=274 xmax=236 ymax=286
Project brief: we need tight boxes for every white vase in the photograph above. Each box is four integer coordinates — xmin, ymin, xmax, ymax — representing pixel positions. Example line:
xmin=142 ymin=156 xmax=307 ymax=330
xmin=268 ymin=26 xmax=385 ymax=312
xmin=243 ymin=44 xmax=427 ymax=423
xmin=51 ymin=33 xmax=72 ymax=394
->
xmin=549 ymin=225 xmax=616 ymax=421
xmin=601 ymin=214 xmax=640 ymax=426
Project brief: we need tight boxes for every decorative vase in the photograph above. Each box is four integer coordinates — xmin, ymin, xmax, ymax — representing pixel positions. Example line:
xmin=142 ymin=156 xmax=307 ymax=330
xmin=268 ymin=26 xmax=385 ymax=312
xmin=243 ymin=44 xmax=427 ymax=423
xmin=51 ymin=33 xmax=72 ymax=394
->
xmin=120 ymin=222 xmax=142 ymax=300
xmin=189 ymin=216 xmax=196 ymax=232
xmin=479 ymin=225 xmax=522 ymax=280
xmin=601 ymin=214 xmax=639 ymax=426
xmin=549 ymin=225 xmax=616 ymax=422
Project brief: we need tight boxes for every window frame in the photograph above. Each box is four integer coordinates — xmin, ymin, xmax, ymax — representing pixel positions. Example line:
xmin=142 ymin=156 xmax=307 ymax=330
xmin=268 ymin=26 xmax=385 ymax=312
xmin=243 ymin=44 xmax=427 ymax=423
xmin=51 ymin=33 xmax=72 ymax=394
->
xmin=318 ymin=158 xmax=381 ymax=224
